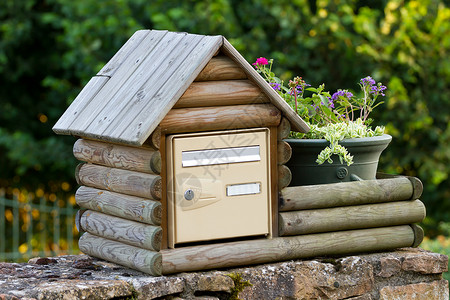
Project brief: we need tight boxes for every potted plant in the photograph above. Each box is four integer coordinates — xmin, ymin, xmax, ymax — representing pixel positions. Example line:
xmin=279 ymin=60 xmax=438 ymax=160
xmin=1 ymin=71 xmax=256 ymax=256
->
xmin=253 ymin=57 xmax=391 ymax=185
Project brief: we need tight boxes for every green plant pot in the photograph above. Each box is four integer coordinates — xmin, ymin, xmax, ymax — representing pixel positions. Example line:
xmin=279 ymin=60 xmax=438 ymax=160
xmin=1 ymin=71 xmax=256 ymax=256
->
xmin=285 ymin=134 xmax=392 ymax=186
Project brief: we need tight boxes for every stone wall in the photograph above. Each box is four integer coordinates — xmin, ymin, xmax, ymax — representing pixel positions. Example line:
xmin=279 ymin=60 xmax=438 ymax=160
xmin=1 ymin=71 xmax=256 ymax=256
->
xmin=0 ymin=248 xmax=447 ymax=300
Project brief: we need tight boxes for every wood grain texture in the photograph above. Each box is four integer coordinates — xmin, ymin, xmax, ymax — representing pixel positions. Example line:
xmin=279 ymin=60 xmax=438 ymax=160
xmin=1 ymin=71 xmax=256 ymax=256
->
xmin=269 ymin=127 xmax=278 ymax=238
xmin=411 ymin=224 xmax=424 ymax=247
xmin=278 ymin=165 xmax=292 ymax=189
xmin=277 ymin=117 xmax=291 ymax=140
xmin=73 ymin=139 xmax=161 ymax=175
xmin=278 ymin=200 xmax=426 ymax=236
xmin=75 ymin=186 xmax=161 ymax=225
xmin=161 ymin=225 xmax=415 ymax=274
xmin=112 ymin=34 xmax=223 ymax=145
xmin=377 ymin=173 xmax=423 ymax=200
xmin=277 ymin=141 xmax=292 ymax=165
xmin=76 ymin=163 xmax=161 ymax=200
xmin=159 ymin=132 xmax=168 ymax=250
xmin=221 ymin=38 xmax=310 ymax=133
xmin=80 ymin=210 xmax=162 ymax=251
xmin=69 ymin=30 xmax=170 ymax=138
xmin=174 ymin=80 xmax=269 ymax=108
xmin=194 ymin=56 xmax=247 ymax=81
xmin=75 ymin=209 xmax=87 ymax=234
xmin=97 ymin=30 xmax=149 ymax=77
xmin=79 ymin=232 xmax=162 ymax=276
xmin=279 ymin=177 xmax=415 ymax=212
xmin=52 ymin=76 xmax=109 ymax=134
xmin=160 ymin=104 xmax=281 ymax=134
xmin=143 ymin=126 xmax=161 ymax=150
xmin=55 ymin=31 xmax=223 ymax=147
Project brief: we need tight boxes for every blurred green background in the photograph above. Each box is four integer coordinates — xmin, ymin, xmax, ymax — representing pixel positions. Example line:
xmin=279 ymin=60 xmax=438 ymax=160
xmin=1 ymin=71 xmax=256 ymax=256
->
xmin=0 ymin=0 xmax=449 ymax=266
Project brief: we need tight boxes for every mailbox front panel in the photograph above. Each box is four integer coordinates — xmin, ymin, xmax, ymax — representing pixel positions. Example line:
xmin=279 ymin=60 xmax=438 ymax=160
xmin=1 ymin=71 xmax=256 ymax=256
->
xmin=167 ymin=129 xmax=271 ymax=247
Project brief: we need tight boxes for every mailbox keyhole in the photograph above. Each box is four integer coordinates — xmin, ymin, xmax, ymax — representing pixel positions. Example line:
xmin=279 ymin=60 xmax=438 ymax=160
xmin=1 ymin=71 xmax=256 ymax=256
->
xmin=184 ymin=189 xmax=195 ymax=201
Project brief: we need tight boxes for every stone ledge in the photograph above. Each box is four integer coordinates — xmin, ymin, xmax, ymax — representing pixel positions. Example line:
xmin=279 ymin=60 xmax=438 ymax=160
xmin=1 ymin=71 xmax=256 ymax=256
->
xmin=0 ymin=248 xmax=447 ymax=300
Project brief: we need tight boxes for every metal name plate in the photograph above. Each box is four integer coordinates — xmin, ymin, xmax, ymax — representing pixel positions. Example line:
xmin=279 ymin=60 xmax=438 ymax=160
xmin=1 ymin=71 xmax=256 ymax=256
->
xmin=226 ymin=182 xmax=261 ymax=196
xmin=182 ymin=146 xmax=260 ymax=167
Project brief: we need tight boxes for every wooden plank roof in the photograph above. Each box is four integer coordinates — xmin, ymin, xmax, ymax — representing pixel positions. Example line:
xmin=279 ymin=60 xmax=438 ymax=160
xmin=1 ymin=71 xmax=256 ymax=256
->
xmin=53 ymin=30 xmax=309 ymax=146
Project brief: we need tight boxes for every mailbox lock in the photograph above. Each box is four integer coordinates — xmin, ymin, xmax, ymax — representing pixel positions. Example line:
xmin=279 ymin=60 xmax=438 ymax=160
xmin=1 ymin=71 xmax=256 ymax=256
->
xmin=184 ymin=189 xmax=195 ymax=201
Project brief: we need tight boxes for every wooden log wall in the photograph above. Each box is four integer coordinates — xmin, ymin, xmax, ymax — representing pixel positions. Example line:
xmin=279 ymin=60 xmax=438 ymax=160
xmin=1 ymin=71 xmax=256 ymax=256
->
xmin=161 ymin=225 xmax=421 ymax=274
xmin=279 ymin=177 xmax=422 ymax=211
xmin=76 ymin=186 xmax=161 ymax=226
xmin=75 ymin=163 xmax=161 ymax=200
xmin=79 ymin=232 xmax=162 ymax=276
xmin=74 ymin=127 xmax=164 ymax=271
xmin=74 ymin=139 xmax=161 ymax=175
xmin=279 ymin=200 xmax=426 ymax=236
xmin=160 ymin=55 xmax=282 ymax=135
xmin=278 ymin=176 xmax=425 ymax=237
xmin=80 ymin=210 xmax=162 ymax=251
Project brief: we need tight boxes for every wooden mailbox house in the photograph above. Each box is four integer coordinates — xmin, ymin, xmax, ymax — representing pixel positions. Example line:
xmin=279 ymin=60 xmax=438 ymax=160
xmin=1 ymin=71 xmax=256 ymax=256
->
xmin=53 ymin=30 xmax=425 ymax=276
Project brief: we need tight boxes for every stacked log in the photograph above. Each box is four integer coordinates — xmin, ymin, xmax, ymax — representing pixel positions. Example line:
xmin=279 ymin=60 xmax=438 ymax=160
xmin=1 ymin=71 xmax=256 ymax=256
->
xmin=160 ymin=55 xmax=282 ymax=135
xmin=278 ymin=176 xmax=425 ymax=238
xmin=277 ymin=118 xmax=292 ymax=189
xmin=160 ymin=176 xmax=425 ymax=275
xmin=161 ymin=225 xmax=422 ymax=274
xmin=74 ymin=137 xmax=163 ymax=276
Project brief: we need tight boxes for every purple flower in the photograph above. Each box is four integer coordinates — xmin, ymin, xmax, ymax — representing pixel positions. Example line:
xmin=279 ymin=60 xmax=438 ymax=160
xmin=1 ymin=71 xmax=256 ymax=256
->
xmin=270 ymin=82 xmax=281 ymax=91
xmin=331 ymin=90 xmax=353 ymax=101
xmin=328 ymin=97 xmax=335 ymax=108
xmin=370 ymin=85 xmax=387 ymax=96
xmin=360 ymin=76 xmax=376 ymax=87
xmin=289 ymin=83 xmax=310 ymax=95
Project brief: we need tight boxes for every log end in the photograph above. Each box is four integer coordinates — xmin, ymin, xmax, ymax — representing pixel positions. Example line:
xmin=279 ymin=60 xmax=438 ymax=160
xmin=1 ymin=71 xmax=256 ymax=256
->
xmin=410 ymin=224 xmax=424 ymax=247
xmin=409 ymin=177 xmax=423 ymax=200
xmin=151 ymin=202 xmax=162 ymax=226
xmin=277 ymin=141 xmax=292 ymax=165
xmin=277 ymin=117 xmax=291 ymax=140
xmin=146 ymin=227 xmax=163 ymax=252
xmin=150 ymin=151 xmax=162 ymax=175
xmin=74 ymin=163 xmax=86 ymax=186
xmin=150 ymin=176 xmax=162 ymax=200
xmin=278 ymin=165 xmax=292 ymax=190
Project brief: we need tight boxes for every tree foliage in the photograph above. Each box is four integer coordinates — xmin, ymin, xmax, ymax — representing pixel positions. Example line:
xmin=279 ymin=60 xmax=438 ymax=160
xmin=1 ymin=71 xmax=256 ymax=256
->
xmin=0 ymin=0 xmax=448 ymax=235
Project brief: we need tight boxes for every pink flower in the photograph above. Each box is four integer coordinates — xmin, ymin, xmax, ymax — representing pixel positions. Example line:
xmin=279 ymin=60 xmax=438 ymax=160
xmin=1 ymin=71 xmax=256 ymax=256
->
xmin=253 ymin=57 xmax=268 ymax=66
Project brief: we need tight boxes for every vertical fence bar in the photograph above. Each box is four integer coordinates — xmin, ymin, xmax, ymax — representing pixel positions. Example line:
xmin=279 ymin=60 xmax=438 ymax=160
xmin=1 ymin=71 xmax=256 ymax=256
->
xmin=12 ymin=194 xmax=19 ymax=260
xmin=66 ymin=204 xmax=74 ymax=254
xmin=39 ymin=196 xmax=47 ymax=257
xmin=52 ymin=199 xmax=60 ymax=256
xmin=26 ymin=195 xmax=33 ymax=259
xmin=0 ymin=191 xmax=6 ymax=258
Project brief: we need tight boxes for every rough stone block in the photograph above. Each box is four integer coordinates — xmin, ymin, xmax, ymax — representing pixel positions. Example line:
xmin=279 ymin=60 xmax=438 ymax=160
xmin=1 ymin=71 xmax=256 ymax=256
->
xmin=377 ymin=256 xmax=402 ymax=278
xmin=237 ymin=256 xmax=374 ymax=300
xmin=196 ymin=274 xmax=234 ymax=292
xmin=379 ymin=280 xmax=449 ymax=300
xmin=401 ymin=251 xmax=449 ymax=274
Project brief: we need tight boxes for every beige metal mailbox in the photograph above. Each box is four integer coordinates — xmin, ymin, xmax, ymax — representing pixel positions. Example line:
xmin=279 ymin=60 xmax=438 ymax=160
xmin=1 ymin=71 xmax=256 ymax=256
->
xmin=167 ymin=128 xmax=271 ymax=248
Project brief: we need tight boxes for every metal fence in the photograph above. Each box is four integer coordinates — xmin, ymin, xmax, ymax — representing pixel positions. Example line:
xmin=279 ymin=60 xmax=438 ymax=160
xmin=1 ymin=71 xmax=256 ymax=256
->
xmin=0 ymin=189 xmax=79 ymax=262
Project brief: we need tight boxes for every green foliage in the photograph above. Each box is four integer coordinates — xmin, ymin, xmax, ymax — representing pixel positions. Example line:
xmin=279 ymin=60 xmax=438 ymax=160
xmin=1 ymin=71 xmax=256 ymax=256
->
xmin=303 ymin=119 xmax=385 ymax=165
xmin=0 ymin=0 xmax=448 ymax=236
xmin=227 ymin=272 xmax=253 ymax=300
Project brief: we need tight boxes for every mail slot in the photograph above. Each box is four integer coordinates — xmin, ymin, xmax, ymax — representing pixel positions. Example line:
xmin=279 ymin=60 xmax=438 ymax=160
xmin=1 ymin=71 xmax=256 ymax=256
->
xmin=166 ymin=128 xmax=271 ymax=248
